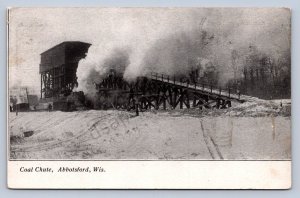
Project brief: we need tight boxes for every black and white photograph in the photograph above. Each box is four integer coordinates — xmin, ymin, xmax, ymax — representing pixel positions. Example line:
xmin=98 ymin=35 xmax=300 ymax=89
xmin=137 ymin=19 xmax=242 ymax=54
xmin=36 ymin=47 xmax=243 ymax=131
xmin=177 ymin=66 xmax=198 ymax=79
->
xmin=8 ymin=8 xmax=291 ymax=162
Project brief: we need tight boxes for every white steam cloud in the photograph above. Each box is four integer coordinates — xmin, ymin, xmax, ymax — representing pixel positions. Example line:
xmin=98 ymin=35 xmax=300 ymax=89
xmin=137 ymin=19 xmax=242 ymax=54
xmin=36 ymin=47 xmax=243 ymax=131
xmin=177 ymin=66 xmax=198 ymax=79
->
xmin=76 ymin=8 xmax=290 ymax=96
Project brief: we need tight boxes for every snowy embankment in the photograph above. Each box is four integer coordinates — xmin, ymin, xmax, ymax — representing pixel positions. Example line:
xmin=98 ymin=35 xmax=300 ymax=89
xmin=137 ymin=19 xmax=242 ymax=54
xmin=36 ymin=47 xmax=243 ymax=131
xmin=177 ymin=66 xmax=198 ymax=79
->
xmin=9 ymin=99 xmax=291 ymax=160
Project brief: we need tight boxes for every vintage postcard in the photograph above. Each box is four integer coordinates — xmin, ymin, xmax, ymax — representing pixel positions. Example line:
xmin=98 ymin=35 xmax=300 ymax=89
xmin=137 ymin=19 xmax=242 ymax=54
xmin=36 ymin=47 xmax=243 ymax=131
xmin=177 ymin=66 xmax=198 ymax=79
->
xmin=7 ymin=7 xmax=291 ymax=189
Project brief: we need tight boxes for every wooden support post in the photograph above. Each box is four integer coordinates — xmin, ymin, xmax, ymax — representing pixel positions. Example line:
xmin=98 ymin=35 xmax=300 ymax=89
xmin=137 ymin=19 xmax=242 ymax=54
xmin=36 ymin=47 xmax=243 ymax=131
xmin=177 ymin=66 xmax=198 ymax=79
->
xmin=180 ymin=89 xmax=183 ymax=109
xmin=139 ymin=98 xmax=143 ymax=109
xmin=198 ymin=100 xmax=203 ymax=110
xmin=155 ymin=95 xmax=159 ymax=110
xmin=185 ymin=91 xmax=190 ymax=108
xmin=52 ymin=68 xmax=55 ymax=96
xmin=163 ymin=96 xmax=166 ymax=110
xmin=228 ymin=88 xmax=231 ymax=98
xmin=148 ymin=98 xmax=151 ymax=110
xmin=221 ymin=100 xmax=227 ymax=109
xmin=210 ymin=85 xmax=212 ymax=93
xmin=135 ymin=103 xmax=139 ymax=116
xmin=40 ymin=73 xmax=43 ymax=99
xmin=193 ymin=95 xmax=196 ymax=107
xmin=173 ymin=89 xmax=177 ymax=108
xmin=168 ymin=88 xmax=172 ymax=107
xmin=216 ymin=99 xmax=220 ymax=109
xmin=144 ymin=99 xmax=147 ymax=110
xmin=227 ymin=101 xmax=231 ymax=108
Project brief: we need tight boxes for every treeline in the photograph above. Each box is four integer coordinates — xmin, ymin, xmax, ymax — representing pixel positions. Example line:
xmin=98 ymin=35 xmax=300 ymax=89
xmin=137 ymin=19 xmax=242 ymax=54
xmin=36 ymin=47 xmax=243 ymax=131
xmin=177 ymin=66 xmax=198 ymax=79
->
xmin=227 ymin=46 xmax=291 ymax=99
xmin=185 ymin=45 xmax=290 ymax=100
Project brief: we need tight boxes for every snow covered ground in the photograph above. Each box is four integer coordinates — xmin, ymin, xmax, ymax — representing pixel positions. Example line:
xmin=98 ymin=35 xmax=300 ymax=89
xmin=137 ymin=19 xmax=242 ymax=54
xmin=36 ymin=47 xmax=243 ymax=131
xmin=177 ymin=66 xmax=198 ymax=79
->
xmin=9 ymin=99 xmax=291 ymax=160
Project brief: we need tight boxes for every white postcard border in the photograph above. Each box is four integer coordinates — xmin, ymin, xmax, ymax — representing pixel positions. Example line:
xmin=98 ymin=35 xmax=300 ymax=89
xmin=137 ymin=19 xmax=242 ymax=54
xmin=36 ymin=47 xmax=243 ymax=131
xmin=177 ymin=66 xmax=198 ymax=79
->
xmin=7 ymin=160 xmax=291 ymax=189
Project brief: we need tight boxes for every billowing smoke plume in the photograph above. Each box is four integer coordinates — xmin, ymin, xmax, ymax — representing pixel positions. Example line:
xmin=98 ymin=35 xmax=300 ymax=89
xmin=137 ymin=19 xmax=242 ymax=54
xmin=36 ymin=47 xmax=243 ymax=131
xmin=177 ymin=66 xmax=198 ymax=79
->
xmin=75 ymin=8 xmax=290 ymax=95
xmin=141 ymin=29 xmax=215 ymax=77
xmin=76 ymin=47 xmax=130 ymax=98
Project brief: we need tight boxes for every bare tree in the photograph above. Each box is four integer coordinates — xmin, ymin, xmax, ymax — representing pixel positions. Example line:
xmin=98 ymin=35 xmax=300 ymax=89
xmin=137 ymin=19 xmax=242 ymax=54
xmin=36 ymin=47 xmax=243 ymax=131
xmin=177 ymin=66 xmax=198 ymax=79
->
xmin=231 ymin=49 xmax=239 ymax=85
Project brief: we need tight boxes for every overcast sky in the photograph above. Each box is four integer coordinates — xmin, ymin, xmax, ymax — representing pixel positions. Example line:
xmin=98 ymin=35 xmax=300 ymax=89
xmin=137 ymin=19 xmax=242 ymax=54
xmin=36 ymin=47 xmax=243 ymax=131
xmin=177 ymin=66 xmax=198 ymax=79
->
xmin=8 ymin=8 xmax=290 ymax=94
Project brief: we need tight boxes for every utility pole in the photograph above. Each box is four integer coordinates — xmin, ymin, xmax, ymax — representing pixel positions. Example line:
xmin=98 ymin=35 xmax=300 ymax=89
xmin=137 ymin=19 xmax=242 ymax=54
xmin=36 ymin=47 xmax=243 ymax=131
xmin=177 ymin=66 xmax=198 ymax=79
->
xmin=25 ymin=87 xmax=30 ymax=107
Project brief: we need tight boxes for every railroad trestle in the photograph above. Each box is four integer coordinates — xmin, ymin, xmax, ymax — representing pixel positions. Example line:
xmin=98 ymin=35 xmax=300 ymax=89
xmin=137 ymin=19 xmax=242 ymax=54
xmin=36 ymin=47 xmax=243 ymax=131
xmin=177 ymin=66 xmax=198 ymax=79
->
xmin=95 ymin=72 xmax=244 ymax=112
